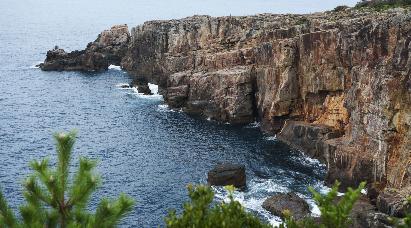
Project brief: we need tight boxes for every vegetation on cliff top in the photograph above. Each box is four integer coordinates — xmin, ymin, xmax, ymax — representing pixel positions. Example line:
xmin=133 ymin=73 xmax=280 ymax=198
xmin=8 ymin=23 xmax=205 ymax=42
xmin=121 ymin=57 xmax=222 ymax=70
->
xmin=356 ymin=0 xmax=411 ymax=10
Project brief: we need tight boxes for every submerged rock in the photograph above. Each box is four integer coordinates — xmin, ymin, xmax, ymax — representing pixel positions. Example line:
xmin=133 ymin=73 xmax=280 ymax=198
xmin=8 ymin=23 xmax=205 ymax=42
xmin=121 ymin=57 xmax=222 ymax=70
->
xmin=207 ymin=163 xmax=246 ymax=189
xmin=39 ymin=24 xmax=130 ymax=71
xmin=262 ymin=193 xmax=310 ymax=220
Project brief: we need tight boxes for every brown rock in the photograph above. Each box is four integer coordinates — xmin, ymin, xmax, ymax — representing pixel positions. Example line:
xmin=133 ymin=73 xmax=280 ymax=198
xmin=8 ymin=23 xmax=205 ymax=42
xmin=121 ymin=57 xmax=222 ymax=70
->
xmin=377 ymin=187 xmax=411 ymax=217
xmin=262 ymin=193 xmax=310 ymax=220
xmin=207 ymin=164 xmax=246 ymax=189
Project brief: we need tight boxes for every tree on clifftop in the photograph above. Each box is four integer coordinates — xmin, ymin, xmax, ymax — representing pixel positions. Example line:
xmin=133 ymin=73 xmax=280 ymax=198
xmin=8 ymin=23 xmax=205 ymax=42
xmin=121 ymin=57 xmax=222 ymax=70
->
xmin=0 ymin=131 xmax=134 ymax=227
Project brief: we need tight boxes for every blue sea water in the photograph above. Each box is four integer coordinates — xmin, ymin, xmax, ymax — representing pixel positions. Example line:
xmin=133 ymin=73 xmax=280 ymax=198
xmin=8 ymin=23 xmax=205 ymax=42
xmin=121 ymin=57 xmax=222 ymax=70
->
xmin=0 ymin=0 xmax=356 ymax=226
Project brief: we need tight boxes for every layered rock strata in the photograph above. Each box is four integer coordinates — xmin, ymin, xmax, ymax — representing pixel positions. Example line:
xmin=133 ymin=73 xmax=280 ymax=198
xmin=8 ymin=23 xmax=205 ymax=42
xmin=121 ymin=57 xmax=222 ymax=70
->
xmin=41 ymin=8 xmax=411 ymax=209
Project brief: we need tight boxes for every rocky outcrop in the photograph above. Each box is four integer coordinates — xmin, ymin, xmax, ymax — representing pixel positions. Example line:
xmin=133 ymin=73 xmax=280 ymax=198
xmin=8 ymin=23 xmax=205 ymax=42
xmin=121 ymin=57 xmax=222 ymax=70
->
xmin=40 ymin=7 xmax=411 ymax=208
xmin=207 ymin=164 xmax=246 ymax=189
xmin=39 ymin=24 xmax=130 ymax=71
xmin=377 ymin=187 xmax=411 ymax=217
xmin=262 ymin=193 xmax=310 ymax=220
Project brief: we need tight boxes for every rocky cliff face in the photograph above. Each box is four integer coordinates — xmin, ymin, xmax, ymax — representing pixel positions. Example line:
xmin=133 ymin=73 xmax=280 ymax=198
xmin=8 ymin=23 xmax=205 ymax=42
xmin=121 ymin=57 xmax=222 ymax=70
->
xmin=120 ymin=9 xmax=411 ymax=195
xmin=40 ymin=8 xmax=411 ymax=208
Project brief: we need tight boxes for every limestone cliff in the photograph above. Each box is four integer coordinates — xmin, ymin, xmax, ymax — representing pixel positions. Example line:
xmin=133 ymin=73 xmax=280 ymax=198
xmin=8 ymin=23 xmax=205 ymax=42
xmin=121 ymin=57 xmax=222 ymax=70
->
xmin=40 ymin=8 xmax=411 ymax=212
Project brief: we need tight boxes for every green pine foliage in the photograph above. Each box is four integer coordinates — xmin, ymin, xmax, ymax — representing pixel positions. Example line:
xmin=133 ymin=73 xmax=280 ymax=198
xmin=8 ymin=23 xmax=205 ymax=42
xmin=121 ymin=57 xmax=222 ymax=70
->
xmin=165 ymin=185 xmax=271 ymax=228
xmin=278 ymin=181 xmax=366 ymax=228
xmin=0 ymin=131 xmax=134 ymax=228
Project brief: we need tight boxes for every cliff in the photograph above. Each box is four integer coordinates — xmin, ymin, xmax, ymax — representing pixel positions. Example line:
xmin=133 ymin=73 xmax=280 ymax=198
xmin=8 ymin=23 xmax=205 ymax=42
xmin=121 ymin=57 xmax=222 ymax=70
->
xmin=40 ymin=7 xmax=411 ymax=216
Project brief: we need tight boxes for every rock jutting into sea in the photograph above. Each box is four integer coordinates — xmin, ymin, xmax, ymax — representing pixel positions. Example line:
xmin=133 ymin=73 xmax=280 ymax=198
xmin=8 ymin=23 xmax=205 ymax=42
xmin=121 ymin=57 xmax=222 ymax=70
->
xmin=39 ymin=7 xmax=411 ymax=219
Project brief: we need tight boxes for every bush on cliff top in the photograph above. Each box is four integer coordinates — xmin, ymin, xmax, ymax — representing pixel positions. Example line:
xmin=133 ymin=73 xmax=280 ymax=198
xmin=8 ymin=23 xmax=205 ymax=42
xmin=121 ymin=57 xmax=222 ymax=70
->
xmin=356 ymin=0 xmax=411 ymax=10
xmin=0 ymin=131 xmax=134 ymax=227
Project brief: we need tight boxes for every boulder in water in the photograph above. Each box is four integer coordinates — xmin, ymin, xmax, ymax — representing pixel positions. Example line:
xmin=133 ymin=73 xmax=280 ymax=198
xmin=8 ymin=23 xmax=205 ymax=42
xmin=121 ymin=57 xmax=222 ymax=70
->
xmin=262 ymin=192 xmax=310 ymax=220
xmin=207 ymin=163 xmax=246 ymax=189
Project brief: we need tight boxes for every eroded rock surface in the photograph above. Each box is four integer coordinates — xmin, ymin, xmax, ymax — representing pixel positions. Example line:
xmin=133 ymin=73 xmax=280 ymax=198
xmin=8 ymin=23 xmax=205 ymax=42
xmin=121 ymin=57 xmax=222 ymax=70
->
xmin=377 ymin=187 xmax=411 ymax=217
xmin=39 ymin=24 xmax=130 ymax=71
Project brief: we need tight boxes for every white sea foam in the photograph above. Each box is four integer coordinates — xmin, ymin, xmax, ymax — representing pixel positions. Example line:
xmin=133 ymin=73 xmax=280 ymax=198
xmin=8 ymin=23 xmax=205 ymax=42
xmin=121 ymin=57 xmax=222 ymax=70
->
xmin=213 ymin=179 xmax=290 ymax=226
xmin=245 ymin=121 xmax=260 ymax=128
xmin=129 ymin=83 xmax=163 ymax=100
xmin=292 ymin=153 xmax=325 ymax=168
xmin=157 ymin=104 xmax=175 ymax=113
xmin=108 ymin=65 xmax=121 ymax=70
xmin=29 ymin=61 xmax=43 ymax=69
xmin=213 ymin=178 xmax=334 ymax=225
xmin=264 ymin=135 xmax=277 ymax=141
xmin=115 ymin=83 xmax=131 ymax=89
xmin=148 ymin=83 xmax=159 ymax=95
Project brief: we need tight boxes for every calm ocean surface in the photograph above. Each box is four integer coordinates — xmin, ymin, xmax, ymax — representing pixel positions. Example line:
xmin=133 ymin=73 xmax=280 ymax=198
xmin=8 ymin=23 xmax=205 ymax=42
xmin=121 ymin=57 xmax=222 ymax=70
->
xmin=0 ymin=0 xmax=358 ymax=226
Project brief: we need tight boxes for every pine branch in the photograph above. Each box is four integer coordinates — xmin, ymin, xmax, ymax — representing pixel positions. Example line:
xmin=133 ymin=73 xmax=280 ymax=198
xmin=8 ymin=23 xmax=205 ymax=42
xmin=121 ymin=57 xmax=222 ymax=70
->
xmin=93 ymin=195 xmax=134 ymax=227
xmin=68 ymin=158 xmax=100 ymax=209
xmin=54 ymin=131 xmax=76 ymax=201
xmin=0 ymin=190 xmax=18 ymax=228
xmin=24 ymin=176 xmax=52 ymax=206
xmin=30 ymin=159 xmax=59 ymax=208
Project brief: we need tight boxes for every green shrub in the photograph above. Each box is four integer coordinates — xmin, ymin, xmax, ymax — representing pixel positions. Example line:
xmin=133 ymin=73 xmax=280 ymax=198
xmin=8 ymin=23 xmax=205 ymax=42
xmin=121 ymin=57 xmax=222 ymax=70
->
xmin=0 ymin=131 xmax=134 ymax=227
xmin=278 ymin=181 xmax=365 ymax=228
xmin=355 ymin=0 xmax=411 ymax=11
xmin=333 ymin=5 xmax=350 ymax=12
xmin=165 ymin=185 xmax=271 ymax=228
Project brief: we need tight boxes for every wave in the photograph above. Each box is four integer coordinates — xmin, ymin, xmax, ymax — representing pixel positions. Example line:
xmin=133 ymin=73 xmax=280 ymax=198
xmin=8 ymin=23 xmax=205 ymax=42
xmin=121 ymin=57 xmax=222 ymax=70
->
xmin=245 ymin=121 xmax=260 ymax=128
xmin=212 ymin=177 xmax=334 ymax=225
xmin=29 ymin=61 xmax=43 ymax=69
xmin=148 ymin=83 xmax=159 ymax=95
xmin=130 ymin=85 xmax=163 ymax=100
xmin=157 ymin=104 xmax=175 ymax=113
xmin=264 ymin=135 xmax=277 ymax=141
xmin=108 ymin=65 xmax=121 ymax=70
xmin=115 ymin=83 xmax=131 ymax=89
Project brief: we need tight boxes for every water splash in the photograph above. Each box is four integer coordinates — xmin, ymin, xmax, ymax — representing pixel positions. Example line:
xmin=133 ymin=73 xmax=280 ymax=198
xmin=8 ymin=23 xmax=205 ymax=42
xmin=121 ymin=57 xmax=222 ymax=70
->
xmin=108 ymin=65 xmax=121 ymax=70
